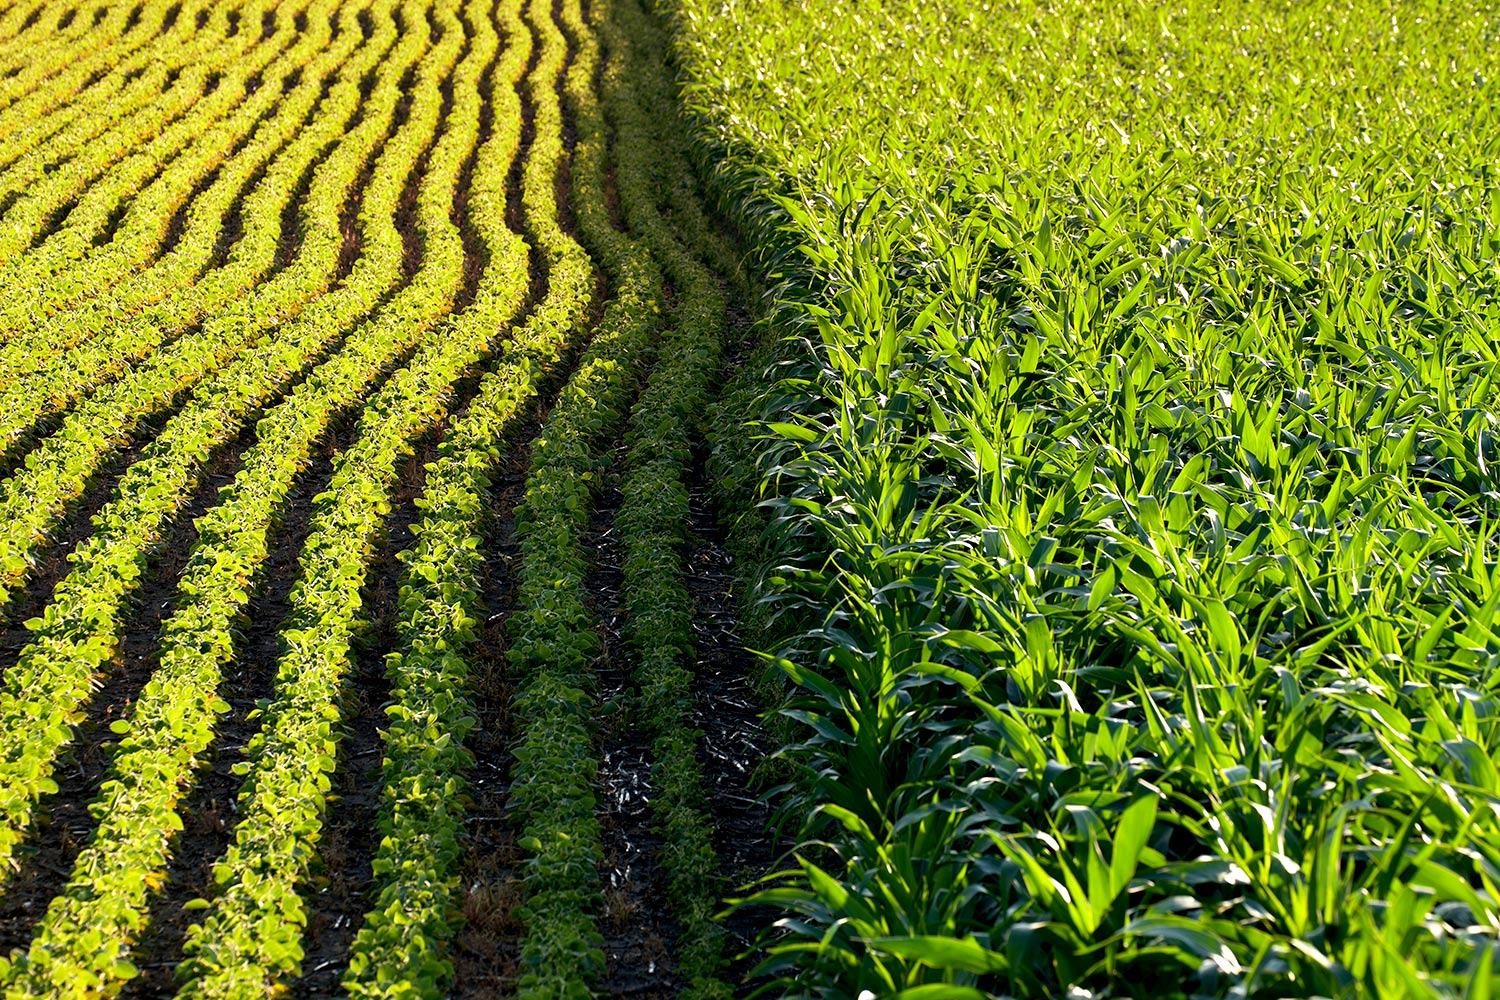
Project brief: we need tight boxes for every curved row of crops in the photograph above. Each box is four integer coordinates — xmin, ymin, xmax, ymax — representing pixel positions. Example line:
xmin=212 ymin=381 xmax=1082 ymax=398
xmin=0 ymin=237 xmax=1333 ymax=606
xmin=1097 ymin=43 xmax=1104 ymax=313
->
xmin=0 ymin=0 xmax=763 ymax=995
xmin=665 ymin=0 xmax=1500 ymax=997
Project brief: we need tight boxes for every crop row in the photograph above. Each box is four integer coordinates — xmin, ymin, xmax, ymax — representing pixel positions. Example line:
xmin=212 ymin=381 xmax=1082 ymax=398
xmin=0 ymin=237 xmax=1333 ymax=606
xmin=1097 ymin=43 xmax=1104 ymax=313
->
xmin=0 ymin=0 xmax=105 ymax=87
xmin=589 ymin=0 xmax=736 ymax=995
xmin=0 ymin=0 xmax=431 ymax=606
xmin=0 ymin=14 xmax=186 ymax=208
xmin=337 ymin=0 xmax=636 ymax=983
xmin=0 ymin=0 xmax=434 ymax=882
xmin=0 ymin=0 xmax=169 ymax=100
xmin=0 ymin=0 xmax=248 ymax=273
xmin=0 ymin=0 xmax=266 ymax=320
xmin=0 ymin=0 xmax=277 ymax=279
xmin=0 ymin=0 xmax=489 ymax=992
xmin=0 ymin=0 xmax=75 ymax=51
xmin=0 ymin=1 xmax=768 ymax=994
xmin=0 ymin=0 xmax=409 ymax=473
xmin=0 ymin=0 xmax=172 ymax=137
xmin=0 ymin=0 xmax=198 ymax=197
xmin=497 ymin=0 xmax=668 ymax=995
xmin=0 ymin=0 xmax=345 ymax=365
xmin=331 ymin=0 xmax=530 ymax=988
xmin=163 ymin=4 xmax=526 ymax=993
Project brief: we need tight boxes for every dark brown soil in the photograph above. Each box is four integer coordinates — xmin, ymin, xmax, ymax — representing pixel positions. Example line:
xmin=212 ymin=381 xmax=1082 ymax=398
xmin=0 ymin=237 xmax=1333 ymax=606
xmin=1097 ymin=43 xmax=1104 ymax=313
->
xmin=683 ymin=468 xmax=781 ymax=994
xmin=275 ymin=123 xmax=326 ymax=269
xmin=452 ymin=0 xmax=506 ymax=311
xmin=0 ymin=3 xmax=774 ymax=996
xmin=289 ymin=437 xmax=434 ymax=999
xmin=291 ymin=3 xmax=501 ymax=983
xmin=0 ymin=431 xmax=151 ymax=643
xmin=449 ymin=439 xmax=533 ymax=998
xmin=583 ymin=458 xmax=685 ymax=1000
xmin=450 ymin=12 xmax=595 ymax=984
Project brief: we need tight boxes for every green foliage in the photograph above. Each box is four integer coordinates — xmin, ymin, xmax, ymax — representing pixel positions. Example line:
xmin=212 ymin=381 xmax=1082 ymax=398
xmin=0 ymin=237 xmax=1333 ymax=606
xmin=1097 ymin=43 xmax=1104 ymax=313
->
xmin=0 ymin=0 xmax=187 ymax=156
xmin=0 ymin=0 xmax=462 ymax=983
xmin=0 ymin=0 xmax=302 ymax=347
xmin=667 ymin=0 xmax=1500 ymax=995
xmin=0 ymin=0 xmax=361 ymax=427
xmin=0 ymin=0 xmax=224 ymax=277
xmin=0 ymin=0 xmax=759 ymax=992
xmin=0 ymin=0 xmax=429 ymax=616
xmin=162 ymin=0 xmax=515 ymax=990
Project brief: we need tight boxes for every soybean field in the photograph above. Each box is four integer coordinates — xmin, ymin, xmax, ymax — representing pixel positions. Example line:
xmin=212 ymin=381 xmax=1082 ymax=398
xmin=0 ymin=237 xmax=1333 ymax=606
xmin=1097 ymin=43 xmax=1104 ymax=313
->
xmin=4 ymin=0 xmax=1500 ymax=998
xmin=0 ymin=0 xmax=763 ymax=997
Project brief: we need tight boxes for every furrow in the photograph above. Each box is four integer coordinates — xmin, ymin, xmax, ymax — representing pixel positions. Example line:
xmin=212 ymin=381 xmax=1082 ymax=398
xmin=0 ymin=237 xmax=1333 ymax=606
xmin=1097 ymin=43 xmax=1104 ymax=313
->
xmin=0 ymin=0 xmax=166 ymax=126
xmin=338 ymin=0 xmax=613 ymax=985
xmin=447 ymin=442 xmax=529 ymax=997
xmin=163 ymin=0 xmax=531 ymax=990
xmin=0 ymin=0 xmax=248 ymax=274
xmin=583 ymin=458 xmax=686 ymax=998
xmin=587 ymin=0 xmax=735 ymax=993
xmin=0 ymin=0 xmax=353 ymax=351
